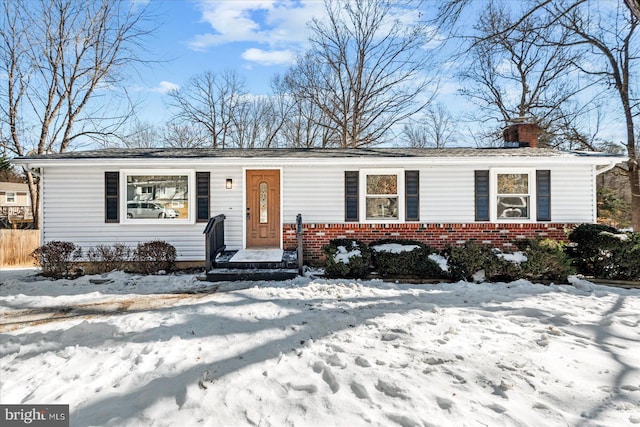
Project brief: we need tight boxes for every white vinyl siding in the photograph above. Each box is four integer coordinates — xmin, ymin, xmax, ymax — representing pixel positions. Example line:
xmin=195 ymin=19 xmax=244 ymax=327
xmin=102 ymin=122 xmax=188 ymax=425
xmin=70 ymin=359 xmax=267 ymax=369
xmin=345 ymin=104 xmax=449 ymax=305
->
xmin=282 ymin=164 xmax=347 ymax=222
xmin=39 ymin=160 xmax=600 ymax=261
xmin=41 ymin=165 xmax=243 ymax=260
xmin=213 ymin=169 xmax=244 ymax=251
xmin=422 ymin=166 xmax=476 ymax=222
xmin=549 ymin=166 xmax=594 ymax=223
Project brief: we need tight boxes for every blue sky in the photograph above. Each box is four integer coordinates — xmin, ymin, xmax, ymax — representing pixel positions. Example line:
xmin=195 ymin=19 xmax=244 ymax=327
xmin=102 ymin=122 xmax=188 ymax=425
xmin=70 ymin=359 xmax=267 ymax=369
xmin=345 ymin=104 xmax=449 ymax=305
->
xmin=127 ymin=0 xmax=626 ymax=146
xmin=134 ymin=0 xmax=334 ymax=124
xmin=131 ymin=1 xmax=474 ymax=130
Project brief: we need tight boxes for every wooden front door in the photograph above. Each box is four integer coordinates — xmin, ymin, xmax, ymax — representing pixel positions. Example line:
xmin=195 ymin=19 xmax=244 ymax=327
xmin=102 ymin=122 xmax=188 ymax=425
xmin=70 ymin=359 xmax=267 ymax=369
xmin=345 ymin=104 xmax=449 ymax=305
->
xmin=246 ymin=170 xmax=281 ymax=248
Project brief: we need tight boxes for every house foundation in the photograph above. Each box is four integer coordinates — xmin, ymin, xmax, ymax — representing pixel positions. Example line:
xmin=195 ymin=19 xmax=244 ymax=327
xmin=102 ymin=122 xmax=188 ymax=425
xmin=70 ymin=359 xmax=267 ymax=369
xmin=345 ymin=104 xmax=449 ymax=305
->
xmin=283 ymin=222 xmax=574 ymax=265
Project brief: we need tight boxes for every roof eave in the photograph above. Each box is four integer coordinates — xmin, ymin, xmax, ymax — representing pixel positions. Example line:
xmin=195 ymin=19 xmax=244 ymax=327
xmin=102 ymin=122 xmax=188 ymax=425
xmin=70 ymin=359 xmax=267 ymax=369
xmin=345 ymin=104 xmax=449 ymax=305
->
xmin=12 ymin=153 xmax=627 ymax=168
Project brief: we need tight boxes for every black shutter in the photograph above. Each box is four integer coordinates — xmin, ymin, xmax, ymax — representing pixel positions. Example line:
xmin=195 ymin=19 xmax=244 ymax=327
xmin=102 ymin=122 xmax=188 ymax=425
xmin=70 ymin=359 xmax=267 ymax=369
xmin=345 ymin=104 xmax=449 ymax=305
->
xmin=196 ymin=172 xmax=210 ymax=223
xmin=405 ymin=170 xmax=420 ymax=221
xmin=475 ymin=170 xmax=490 ymax=221
xmin=536 ymin=170 xmax=551 ymax=221
xmin=345 ymin=171 xmax=359 ymax=222
xmin=105 ymin=172 xmax=119 ymax=223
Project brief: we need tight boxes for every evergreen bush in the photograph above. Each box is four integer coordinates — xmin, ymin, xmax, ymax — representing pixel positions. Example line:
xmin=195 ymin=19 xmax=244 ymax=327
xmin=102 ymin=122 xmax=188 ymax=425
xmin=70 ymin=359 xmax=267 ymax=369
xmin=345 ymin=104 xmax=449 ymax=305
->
xmin=514 ymin=239 xmax=574 ymax=283
xmin=443 ymin=240 xmax=518 ymax=282
xmin=369 ymin=239 xmax=445 ymax=278
xmin=322 ymin=238 xmax=371 ymax=279
xmin=568 ymin=224 xmax=640 ymax=280
xmin=567 ymin=223 xmax=619 ymax=276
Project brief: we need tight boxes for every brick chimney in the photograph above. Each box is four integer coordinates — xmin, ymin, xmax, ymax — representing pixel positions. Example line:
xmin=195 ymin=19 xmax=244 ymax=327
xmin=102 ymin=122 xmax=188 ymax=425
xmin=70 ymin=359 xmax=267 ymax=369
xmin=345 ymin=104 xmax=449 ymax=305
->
xmin=503 ymin=118 xmax=539 ymax=148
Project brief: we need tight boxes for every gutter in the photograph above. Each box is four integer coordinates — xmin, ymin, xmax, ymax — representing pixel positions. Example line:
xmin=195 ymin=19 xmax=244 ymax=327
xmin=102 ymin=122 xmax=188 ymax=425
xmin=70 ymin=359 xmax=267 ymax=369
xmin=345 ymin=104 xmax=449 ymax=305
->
xmin=595 ymin=159 xmax=623 ymax=176
xmin=19 ymin=163 xmax=41 ymax=177
xmin=12 ymin=154 xmax=629 ymax=168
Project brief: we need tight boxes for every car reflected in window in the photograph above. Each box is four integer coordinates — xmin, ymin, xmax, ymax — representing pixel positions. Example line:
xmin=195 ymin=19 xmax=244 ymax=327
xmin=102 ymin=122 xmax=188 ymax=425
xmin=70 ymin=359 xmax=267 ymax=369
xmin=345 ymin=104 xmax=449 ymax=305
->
xmin=126 ymin=202 xmax=179 ymax=219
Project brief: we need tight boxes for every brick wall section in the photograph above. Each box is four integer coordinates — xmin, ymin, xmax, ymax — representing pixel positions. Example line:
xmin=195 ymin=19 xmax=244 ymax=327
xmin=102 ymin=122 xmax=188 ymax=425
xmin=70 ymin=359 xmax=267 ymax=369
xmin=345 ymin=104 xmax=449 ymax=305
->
xmin=283 ymin=222 xmax=575 ymax=265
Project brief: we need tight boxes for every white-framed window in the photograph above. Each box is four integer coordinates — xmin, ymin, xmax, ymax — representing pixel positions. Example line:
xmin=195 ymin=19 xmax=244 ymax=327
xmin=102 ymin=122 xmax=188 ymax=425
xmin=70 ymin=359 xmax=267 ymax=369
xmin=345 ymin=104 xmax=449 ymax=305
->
xmin=5 ymin=192 xmax=16 ymax=204
xmin=360 ymin=169 xmax=405 ymax=222
xmin=121 ymin=170 xmax=195 ymax=224
xmin=491 ymin=168 xmax=536 ymax=222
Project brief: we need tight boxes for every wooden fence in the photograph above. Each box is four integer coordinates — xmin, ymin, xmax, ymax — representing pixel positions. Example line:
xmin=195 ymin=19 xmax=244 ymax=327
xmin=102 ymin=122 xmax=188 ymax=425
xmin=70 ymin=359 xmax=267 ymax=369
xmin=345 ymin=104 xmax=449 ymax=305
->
xmin=0 ymin=229 xmax=40 ymax=268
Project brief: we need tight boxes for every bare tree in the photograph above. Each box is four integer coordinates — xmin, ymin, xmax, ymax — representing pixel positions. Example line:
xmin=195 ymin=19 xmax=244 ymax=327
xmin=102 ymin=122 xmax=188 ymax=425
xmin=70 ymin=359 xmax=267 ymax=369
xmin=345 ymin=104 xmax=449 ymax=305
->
xmin=625 ymin=0 xmax=640 ymax=20
xmin=551 ymin=97 xmax=622 ymax=151
xmin=402 ymin=103 xmax=457 ymax=148
xmin=273 ymin=73 xmax=337 ymax=147
xmin=286 ymin=0 xmax=434 ymax=147
xmin=458 ymin=1 xmax=580 ymax=147
xmin=550 ymin=0 xmax=640 ymax=230
xmin=160 ymin=121 xmax=210 ymax=149
xmin=435 ymin=0 xmax=640 ymax=229
xmin=167 ymin=70 xmax=247 ymax=149
xmin=103 ymin=120 xmax=160 ymax=149
xmin=0 ymin=0 xmax=154 ymax=226
xmin=229 ymin=96 xmax=282 ymax=148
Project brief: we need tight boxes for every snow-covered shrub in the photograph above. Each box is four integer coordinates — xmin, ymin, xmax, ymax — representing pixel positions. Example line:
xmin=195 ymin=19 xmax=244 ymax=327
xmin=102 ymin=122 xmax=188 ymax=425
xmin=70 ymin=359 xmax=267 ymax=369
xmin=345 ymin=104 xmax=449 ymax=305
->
xmin=369 ymin=239 xmax=446 ymax=278
xmin=568 ymin=224 xmax=640 ymax=280
xmin=85 ymin=243 xmax=132 ymax=273
xmin=514 ymin=239 xmax=574 ymax=283
xmin=30 ymin=241 xmax=82 ymax=278
xmin=322 ymin=239 xmax=371 ymax=279
xmin=132 ymin=240 xmax=176 ymax=274
xmin=567 ymin=224 xmax=619 ymax=276
xmin=444 ymin=240 xmax=518 ymax=282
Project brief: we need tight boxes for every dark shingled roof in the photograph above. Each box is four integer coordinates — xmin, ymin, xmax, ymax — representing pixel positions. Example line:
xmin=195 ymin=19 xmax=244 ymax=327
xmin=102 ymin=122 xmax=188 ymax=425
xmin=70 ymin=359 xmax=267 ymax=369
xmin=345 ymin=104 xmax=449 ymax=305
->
xmin=15 ymin=147 xmax=621 ymax=160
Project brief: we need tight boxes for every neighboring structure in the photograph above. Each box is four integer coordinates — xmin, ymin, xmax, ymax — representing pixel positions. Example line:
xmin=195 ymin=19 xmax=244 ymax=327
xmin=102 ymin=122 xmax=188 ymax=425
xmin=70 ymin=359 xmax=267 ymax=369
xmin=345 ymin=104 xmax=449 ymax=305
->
xmin=13 ymin=123 xmax=625 ymax=264
xmin=0 ymin=181 xmax=33 ymax=227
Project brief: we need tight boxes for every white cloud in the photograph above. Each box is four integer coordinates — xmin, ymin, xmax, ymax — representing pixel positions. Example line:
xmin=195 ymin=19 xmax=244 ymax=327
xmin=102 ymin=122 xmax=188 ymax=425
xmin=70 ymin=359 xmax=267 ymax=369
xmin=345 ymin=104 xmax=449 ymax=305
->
xmin=241 ymin=48 xmax=294 ymax=66
xmin=189 ymin=0 xmax=324 ymax=51
xmin=150 ymin=81 xmax=180 ymax=94
xmin=437 ymin=81 xmax=462 ymax=96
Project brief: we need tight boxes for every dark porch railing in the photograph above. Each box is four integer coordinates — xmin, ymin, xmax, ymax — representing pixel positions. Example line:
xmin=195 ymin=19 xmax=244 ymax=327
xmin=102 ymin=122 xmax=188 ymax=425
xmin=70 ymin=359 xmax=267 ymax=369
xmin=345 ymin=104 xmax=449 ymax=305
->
xmin=204 ymin=213 xmax=304 ymax=275
xmin=203 ymin=214 xmax=226 ymax=271
xmin=296 ymin=213 xmax=304 ymax=276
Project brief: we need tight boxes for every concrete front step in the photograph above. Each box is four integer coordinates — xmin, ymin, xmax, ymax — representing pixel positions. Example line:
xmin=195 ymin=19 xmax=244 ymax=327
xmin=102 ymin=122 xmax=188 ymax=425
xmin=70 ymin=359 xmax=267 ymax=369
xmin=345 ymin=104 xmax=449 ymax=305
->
xmin=205 ymin=268 xmax=299 ymax=282
xmin=214 ymin=250 xmax=298 ymax=270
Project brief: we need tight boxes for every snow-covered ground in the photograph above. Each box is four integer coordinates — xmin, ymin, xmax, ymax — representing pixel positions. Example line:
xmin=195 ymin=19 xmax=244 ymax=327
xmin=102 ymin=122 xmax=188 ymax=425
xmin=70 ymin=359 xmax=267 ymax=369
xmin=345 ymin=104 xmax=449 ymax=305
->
xmin=1 ymin=269 xmax=639 ymax=427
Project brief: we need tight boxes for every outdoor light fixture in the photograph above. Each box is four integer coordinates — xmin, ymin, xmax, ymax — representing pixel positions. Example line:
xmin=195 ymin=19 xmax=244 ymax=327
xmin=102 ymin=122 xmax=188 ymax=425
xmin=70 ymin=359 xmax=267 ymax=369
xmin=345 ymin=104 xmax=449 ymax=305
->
xmin=226 ymin=178 xmax=233 ymax=189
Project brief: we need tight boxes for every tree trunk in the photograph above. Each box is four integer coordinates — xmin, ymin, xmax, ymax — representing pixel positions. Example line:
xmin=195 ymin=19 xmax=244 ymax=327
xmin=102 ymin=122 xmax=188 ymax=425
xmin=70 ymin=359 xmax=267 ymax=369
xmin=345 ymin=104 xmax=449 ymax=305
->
xmin=622 ymin=90 xmax=639 ymax=231
xmin=24 ymin=169 xmax=40 ymax=229
xmin=630 ymin=158 xmax=640 ymax=231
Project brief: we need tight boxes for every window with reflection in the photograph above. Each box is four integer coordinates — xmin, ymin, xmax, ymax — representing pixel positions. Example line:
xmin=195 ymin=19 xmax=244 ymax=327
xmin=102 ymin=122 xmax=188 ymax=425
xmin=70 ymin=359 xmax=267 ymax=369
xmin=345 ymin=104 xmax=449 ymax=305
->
xmin=497 ymin=173 xmax=530 ymax=219
xmin=125 ymin=175 xmax=189 ymax=220
xmin=365 ymin=174 xmax=399 ymax=220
